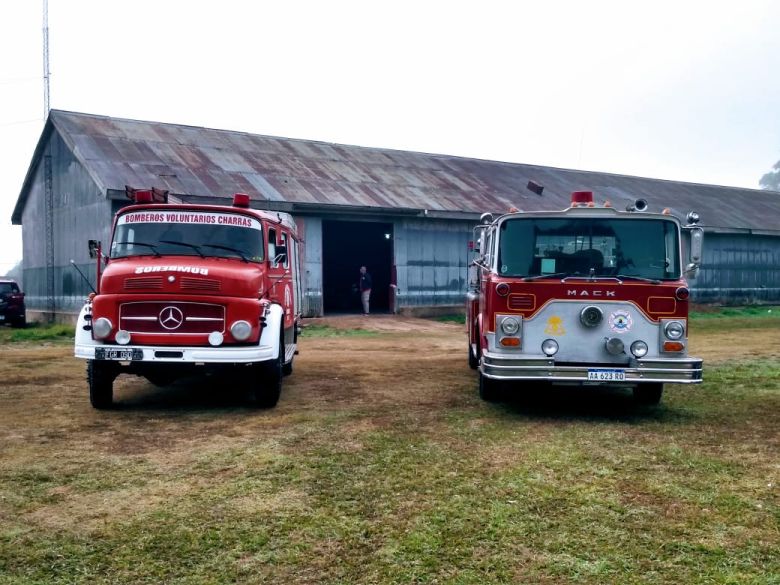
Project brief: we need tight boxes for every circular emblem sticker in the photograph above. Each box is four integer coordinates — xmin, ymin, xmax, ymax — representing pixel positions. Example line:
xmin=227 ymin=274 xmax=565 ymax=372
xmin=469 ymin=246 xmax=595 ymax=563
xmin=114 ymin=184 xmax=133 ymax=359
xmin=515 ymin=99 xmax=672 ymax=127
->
xmin=608 ymin=310 xmax=633 ymax=334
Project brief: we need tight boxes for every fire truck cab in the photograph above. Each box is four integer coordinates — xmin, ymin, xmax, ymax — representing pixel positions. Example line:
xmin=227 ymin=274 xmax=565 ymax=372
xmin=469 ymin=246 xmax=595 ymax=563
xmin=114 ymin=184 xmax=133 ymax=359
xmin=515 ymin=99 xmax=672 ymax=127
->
xmin=75 ymin=190 xmax=302 ymax=409
xmin=467 ymin=190 xmax=704 ymax=404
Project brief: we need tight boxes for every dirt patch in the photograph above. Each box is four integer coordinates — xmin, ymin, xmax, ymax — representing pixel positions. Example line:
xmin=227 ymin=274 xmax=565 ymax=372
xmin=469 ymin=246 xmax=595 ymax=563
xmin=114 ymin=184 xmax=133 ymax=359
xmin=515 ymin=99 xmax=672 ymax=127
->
xmin=0 ymin=317 xmax=774 ymax=459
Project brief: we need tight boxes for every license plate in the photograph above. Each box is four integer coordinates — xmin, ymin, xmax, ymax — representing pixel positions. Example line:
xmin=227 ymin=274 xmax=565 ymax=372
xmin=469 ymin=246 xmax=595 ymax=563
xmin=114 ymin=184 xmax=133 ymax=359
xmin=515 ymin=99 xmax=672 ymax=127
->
xmin=587 ymin=368 xmax=626 ymax=382
xmin=0 ymin=315 xmax=4 ymax=321
xmin=95 ymin=347 xmax=143 ymax=361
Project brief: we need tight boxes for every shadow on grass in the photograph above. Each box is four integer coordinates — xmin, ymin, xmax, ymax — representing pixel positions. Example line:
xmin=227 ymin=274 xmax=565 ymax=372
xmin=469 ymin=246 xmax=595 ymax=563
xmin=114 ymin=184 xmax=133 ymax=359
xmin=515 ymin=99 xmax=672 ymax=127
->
xmin=109 ymin=375 xmax=274 ymax=414
xmin=485 ymin=383 xmax=696 ymax=424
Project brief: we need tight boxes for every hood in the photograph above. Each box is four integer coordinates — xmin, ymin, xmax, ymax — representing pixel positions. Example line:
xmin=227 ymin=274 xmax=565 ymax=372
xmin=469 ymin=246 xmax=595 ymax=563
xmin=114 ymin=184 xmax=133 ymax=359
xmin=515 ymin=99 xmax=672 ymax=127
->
xmin=100 ymin=256 xmax=265 ymax=298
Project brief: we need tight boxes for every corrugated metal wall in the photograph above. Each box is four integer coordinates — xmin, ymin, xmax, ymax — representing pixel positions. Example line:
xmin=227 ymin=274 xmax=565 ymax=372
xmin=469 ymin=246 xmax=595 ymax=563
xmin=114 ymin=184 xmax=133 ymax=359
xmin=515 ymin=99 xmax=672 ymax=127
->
xmin=16 ymin=128 xmax=780 ymax=319
xmin=299 ymin=217 xmax=323 ymax=317
xmin=21 ymin=131 xmax=112 ymax=315
xmin=692 ymin=233 xmax=780 ymax=303
xmin=394 ymin=218 xmax=472 ymax=309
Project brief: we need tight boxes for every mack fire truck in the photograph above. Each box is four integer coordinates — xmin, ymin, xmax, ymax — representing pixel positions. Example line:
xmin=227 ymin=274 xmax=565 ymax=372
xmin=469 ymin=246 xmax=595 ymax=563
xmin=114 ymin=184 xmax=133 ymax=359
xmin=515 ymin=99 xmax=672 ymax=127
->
xmin=75 ymin=189 xmax=302 ymax=409
xmin=467 ymin=189 xmax=704 ymax=404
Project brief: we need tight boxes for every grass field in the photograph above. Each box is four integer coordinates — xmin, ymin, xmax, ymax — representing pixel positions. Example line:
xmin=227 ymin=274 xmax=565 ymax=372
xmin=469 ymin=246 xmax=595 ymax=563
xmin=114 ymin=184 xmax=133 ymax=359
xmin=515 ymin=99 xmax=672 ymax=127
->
xmin=0 ymin=313 xmax=778 ymax=584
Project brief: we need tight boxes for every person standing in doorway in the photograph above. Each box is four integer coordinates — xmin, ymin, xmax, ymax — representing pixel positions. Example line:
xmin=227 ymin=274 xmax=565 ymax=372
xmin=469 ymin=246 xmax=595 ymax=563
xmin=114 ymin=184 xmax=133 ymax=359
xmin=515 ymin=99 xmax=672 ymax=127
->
xmin=359 ymin=266 xmax=372 ymax=315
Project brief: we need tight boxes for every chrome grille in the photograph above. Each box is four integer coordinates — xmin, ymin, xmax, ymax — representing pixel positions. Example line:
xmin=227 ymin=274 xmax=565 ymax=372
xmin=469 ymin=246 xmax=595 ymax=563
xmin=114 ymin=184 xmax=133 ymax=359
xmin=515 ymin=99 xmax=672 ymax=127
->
xmin=119 ymin=301 xmax=224 ymax=334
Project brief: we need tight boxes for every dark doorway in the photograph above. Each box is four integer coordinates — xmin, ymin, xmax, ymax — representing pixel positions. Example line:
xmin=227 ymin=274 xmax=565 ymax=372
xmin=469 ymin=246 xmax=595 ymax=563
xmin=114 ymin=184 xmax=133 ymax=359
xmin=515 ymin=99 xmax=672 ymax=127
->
xmin=322 ymin=220 xmax=393 ymax=314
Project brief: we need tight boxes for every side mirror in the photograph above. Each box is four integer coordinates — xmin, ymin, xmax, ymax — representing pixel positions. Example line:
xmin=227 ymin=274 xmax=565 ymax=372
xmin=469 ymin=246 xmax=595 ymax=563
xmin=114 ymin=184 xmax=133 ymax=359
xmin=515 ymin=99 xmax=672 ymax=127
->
xmin=683 ymin=227 xmax=703 ymax=280
xmin=88 ymin=240 xmax=101 ymax=259
xmin=689 ymin=227 xmax=703 ymax=264
xmin=274 ymin=245 xmax=287 ymax=266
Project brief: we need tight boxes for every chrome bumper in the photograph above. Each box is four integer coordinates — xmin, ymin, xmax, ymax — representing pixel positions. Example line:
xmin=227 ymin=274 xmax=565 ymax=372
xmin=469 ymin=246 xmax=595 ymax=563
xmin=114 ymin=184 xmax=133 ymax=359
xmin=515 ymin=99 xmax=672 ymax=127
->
xmin=481 ymin=352 xmax=703 ymax=384
xmin=75 ymin=343 xmax=275 ymax=364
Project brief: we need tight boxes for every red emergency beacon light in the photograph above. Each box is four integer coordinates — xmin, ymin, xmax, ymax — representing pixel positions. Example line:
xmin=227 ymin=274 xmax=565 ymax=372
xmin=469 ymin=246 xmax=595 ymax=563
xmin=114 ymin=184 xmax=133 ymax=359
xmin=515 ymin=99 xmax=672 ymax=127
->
xmin=233 ymin=193 xmax=251 ymax=208
xmin=134 ymin=190 xmax=154 ymax=203
xmin=570 ymin=191 xmax=594 ymax=206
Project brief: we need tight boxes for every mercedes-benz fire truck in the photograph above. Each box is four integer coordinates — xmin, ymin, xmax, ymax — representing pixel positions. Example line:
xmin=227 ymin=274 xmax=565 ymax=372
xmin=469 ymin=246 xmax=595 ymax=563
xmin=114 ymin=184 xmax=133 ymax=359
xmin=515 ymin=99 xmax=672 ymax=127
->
xmin=467 ymin=189 xmax=704 ymax=404
xmin=75 ymin=189 xmax=302 ymax=409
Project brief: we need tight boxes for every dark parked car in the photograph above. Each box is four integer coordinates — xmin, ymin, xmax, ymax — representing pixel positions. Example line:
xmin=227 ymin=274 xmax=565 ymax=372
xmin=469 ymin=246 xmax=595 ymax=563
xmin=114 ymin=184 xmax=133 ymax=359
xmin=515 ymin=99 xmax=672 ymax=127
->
xmin=0 ymin=279 xmax=26 ymax=328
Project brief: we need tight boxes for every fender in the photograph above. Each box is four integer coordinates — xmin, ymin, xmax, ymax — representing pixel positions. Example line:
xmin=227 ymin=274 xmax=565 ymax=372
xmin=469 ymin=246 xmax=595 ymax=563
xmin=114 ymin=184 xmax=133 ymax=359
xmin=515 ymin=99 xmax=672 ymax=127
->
xmin=74 ymin=301 xmax=98 ymax=354
xmin=259 ymin=302 xmax=285 ymax=360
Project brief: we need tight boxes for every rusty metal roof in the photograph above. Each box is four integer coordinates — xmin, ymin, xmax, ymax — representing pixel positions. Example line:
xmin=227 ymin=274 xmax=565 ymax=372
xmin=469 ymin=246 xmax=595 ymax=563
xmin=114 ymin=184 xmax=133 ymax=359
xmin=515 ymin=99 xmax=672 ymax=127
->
xmin=12 ymin=110 xmax=780 ymax=233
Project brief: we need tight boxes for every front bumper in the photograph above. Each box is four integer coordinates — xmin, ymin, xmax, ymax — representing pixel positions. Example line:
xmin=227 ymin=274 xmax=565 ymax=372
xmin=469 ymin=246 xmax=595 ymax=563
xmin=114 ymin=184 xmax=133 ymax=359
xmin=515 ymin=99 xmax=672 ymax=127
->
xmin=75 ymin=342 xmax=275 ymax=364
xmin=481 ymin=351 xmax=703 ymax=384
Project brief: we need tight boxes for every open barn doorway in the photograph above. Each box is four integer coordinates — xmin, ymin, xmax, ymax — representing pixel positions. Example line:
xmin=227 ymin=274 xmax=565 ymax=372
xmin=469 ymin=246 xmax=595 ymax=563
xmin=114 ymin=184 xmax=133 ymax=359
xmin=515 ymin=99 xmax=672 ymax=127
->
xmin=322 ymin=220 xmax=393 ymax=314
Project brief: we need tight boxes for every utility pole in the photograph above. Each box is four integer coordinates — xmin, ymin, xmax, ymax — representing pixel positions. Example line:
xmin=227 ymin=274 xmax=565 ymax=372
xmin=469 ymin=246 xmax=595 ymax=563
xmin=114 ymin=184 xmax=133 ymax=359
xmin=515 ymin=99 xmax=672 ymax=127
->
xmin=43 ymin=0 xmax=55 ymax=321
xmin=43 ymin=0 xmax=50 ymax=118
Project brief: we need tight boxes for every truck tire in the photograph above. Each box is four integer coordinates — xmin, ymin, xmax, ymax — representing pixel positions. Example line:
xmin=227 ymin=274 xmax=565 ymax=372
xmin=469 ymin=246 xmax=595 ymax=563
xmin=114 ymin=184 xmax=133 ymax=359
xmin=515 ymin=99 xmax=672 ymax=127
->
xmin=11 ymin=315 xmax=26 ymax=329
xmin=247 ymin=337 xmax=283 ymax=408
xmin=87 ymin=360 xmax=116 ymax=409
xmin=468 ymin=341 xmax=479 ymax=370
xmin=633 ymin=383 xmax=664 ymax=405
xmin=479 ymin=371 xmax=502 ymax=402
xmin=282 ymin=347 xmax=293 ymax=376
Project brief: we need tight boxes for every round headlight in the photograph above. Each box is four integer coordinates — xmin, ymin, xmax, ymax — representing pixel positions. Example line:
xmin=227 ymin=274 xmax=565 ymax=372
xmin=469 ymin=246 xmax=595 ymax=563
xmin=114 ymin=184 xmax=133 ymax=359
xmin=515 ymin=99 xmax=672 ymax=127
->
xmin=115 ymin=330 xmax=131 ymax=345
xmin=92 ymin=317 xmax=113 ymax=339
xmin=230 ymin=320 xmax=252 ymax=341
xmin=665 ymin=321 xmax=685 ymax=340
xmin=541 ymin=338 xmax=559 ymax=356
xmin=500 ymin=317 xmax=520 ymax=335
xmin=580 ymin=306 xmax=603 ymax=328
xmin=208 ymin=331 xmax=224 ymax=346
xmin=605 ymin=337 xmax=625 ymax=355
xmin=630 ymin=340 xmax=648 ymax=358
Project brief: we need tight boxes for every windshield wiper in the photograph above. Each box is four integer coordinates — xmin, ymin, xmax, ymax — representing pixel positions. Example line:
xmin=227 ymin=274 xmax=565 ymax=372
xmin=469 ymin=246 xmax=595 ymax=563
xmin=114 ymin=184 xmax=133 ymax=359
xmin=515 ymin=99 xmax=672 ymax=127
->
xmin=202 ymin=244 xmax=250 ymax=263
xmin=159 ymin=240 xmax=205 ymax=258
xmin=615 ymin=274 xmax=661 ymax=284
xmin=523 ymin=272 xmax=572 ymax=282
xmin=112 ymin=241 xmax=160 ymax=257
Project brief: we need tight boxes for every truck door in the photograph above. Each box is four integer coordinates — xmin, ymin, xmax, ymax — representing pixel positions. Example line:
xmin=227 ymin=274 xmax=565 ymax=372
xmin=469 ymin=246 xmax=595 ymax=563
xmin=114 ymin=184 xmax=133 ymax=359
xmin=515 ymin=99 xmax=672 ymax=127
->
xmin=267 ymin=227 xmax=295 ymax=332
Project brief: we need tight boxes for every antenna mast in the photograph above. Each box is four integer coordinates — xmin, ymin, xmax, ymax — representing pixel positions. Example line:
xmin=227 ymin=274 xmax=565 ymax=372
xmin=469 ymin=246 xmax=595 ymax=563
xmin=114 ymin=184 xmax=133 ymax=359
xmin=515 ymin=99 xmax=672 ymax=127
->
xmin=43 ymin=0 xmax=50 ymax=118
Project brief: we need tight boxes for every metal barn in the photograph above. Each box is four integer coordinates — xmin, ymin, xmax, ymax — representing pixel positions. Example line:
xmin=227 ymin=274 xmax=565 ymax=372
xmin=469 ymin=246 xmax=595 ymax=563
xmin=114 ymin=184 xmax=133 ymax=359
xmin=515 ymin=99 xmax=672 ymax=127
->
xmin=12 ymin=110 xmax=780 ymax=321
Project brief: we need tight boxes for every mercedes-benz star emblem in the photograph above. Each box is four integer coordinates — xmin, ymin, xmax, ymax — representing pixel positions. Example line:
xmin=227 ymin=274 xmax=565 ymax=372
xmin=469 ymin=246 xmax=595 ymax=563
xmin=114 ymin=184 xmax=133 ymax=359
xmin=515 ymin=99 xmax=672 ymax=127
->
xmin=159 ymin=306 xmax=184 ymax=330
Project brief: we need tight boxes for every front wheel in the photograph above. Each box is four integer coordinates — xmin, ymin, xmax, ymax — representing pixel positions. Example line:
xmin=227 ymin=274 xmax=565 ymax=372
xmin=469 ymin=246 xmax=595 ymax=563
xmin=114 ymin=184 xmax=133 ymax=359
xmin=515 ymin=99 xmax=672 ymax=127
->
xmin=87 ymin=360 xmax=117 ymax=409
xmin=479 ymin=371 xmax=502 ymax=402
xmin=246 ymin=337 xmax=283 ymax=408
xmin=468 ymin=341 xmax=479 ymax=370
xmin=633 ymin=383 xmax=664 ymax=405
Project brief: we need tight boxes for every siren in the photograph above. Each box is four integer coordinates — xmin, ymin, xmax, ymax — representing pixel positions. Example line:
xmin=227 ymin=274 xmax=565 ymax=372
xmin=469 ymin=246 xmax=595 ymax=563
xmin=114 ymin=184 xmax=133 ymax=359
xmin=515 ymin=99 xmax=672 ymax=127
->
xmin=233 ymin=193 xmax=251 ymax=208
xmin=626 ymin=199 xmax=648 ymax=212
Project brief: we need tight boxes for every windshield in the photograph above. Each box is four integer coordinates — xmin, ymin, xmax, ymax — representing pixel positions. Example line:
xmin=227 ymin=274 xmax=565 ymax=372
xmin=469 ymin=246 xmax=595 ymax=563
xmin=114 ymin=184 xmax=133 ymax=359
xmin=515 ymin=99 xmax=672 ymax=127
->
xmin=497 ymin=217 xmax=680 ymax=280
xmin=110 ymin=210 xmax=264 ymax=262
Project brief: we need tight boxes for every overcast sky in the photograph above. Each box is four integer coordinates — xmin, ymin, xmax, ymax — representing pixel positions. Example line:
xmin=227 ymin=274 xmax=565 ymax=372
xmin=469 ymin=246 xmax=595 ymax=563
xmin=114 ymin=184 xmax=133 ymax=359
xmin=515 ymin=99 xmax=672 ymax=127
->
xmin=2 ymin=0 xmax=779 ymax=275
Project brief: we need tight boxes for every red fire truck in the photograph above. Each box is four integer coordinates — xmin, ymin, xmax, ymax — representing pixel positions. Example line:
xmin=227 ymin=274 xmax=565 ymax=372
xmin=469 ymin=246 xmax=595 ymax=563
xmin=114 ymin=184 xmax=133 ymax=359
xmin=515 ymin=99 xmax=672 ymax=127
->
xmin=467 ymin=189 xmax=704 ymax=404
xmin=75 ymin=189 xmax=302 ymax=409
